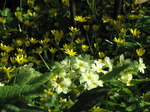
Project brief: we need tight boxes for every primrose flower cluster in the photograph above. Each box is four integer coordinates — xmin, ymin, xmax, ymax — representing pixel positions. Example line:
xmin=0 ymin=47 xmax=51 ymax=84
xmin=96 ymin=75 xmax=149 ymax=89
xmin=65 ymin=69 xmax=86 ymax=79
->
xmin=45 ymin=54 xmax=146 ymax=94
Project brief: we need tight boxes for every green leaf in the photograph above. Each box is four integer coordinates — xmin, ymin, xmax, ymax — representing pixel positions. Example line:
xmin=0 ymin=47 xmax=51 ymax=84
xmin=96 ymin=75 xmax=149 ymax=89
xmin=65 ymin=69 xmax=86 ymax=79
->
xmin=1 ymin=8 xmax=11 ymax=17
xmin=125 ymin=104 xmax=137 ymax=111
xmin=28 ymin=72 xmax=52 ymax=84
xmin=100 ymin=64 xmax=129 ymax=82
xmin=15 ymin=72 xmax=34 ymax=84
xmin=0 ymin=84 xmax=41 ymax=104
xmin=15 ymin=64 xmax=52 ymax=85
xmin=131 ymin=78 xmax=150 ymax=84
xmin=68 ymin=87 xmax=110 ymax=112
xmin=124 ymin=42 xmax=138 ymax=47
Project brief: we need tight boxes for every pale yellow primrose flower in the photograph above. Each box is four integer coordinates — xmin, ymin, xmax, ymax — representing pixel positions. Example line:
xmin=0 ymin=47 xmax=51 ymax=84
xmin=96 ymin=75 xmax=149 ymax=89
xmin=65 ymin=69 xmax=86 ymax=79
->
xmin=0 ymin=82 xmax=4 ymax=86
xmin=80 ymin=72 xmax=103 ymax=90
xmin=120 ymin=72 xmax=133 ymax=86
xmin=73 ymin=57 xmax=89 ymax=72
xmin=138 ymin=57 xmax=146 ymax=74
xmin=119 ymin=54 xmax=131 ymax=65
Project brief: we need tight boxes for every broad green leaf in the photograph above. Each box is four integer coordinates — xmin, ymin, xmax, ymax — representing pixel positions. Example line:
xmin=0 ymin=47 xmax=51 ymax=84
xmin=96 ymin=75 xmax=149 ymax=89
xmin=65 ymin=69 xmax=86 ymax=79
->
xmin=125 ymin=104 xmax=137 ymax=111
xmin=28 ymin=72 xmax=52 ymax=84
xmin=1 ymin=8 xmax=11 ymax=17
xmin=131 ymin=78 xmax=150 ymax=84
xmin=100 ymin=64 xmax=129 ymax=82
xmin=15 ymin=72 xmax=34 ymax=84
xmin=124 ymin=42 xmax=138 ymax=47
xmin=68 ymin=87 xmax=110 ymax=112
xmin=0 ymin=84 xmax=41 ymax=104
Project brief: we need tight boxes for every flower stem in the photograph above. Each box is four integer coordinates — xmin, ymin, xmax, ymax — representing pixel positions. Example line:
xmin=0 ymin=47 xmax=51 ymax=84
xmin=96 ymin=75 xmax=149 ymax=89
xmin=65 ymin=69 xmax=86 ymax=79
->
xmin=39 ymin=54 xmax=51 ymax=71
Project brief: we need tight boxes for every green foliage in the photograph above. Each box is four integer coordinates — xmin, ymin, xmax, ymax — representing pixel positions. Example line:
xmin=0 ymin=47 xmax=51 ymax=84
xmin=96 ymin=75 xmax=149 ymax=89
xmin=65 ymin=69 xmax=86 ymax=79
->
xmin=100 ymin=64 xmax=129 ymax=82
xmin=0 ymin=0 xmax=150 ymax=111
xmin=68 ymin=87 xmax=110 ymax=112
xmin=0 ymin=84 xmax=41 ymax=104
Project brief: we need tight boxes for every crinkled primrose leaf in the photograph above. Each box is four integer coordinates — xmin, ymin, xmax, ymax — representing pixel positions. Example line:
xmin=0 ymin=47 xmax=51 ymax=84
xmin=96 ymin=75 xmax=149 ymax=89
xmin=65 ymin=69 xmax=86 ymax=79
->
xmin=100 ymin=64 xmax=130 ymax=82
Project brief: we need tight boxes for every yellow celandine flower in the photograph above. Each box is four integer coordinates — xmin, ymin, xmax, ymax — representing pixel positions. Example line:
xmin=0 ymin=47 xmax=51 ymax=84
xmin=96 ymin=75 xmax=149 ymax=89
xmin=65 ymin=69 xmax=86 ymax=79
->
xmin=48 ymin=109 xmax=53 ymax=112
xmin=49 ymin=47 xmax=57 ymax=54
xmin=114 ymin=37 xmax=125 ymax=44
xmin=69 ymin=26 xmax=80 ymax=33
xmin=82 ymin=45 xmax=89 ymax=52
xmin=15 ymin=54 xmax=28 ymax=64
xmin=102 ymin=16 xmax=112 ymax=23
xmin=30 ymin=37 xmax=38 ymax=44
xmin=69 ymin=32 xmax=76 ymax=38
xmin=74 ymin=16 xmax=87 ymax=22
xmin=65 ymin=49 xmax=77 ymax=56
xmin=44 ymin=89 xmax=54 ymax=96
xmin=98 ymin=52 xmax=105 ymax=58
xmin=73 ymin=89 xmax=80 ymax=94
xmin=17 ymin=48 xmax=26 ymax=54
xmin=136 ymin=48 xmax=145 ymax=56
xmin=32 ymin=46 xmax=43 ymax=54
xmin=60 ymin=97 xmax=68 ymax=105
xmin=15 ymin=11 xmax=22 ymax=18
xmin=94 ymin=43 xmax=97 ymax=48
xmin=31 ymin=12 xmax=39 ymax=19
xmin=113 ymin=20 xmax=124 ymax=30
xmin=117 ymin=15 xmax=124 ymax=20
xmin=61 ymin=44 xmax=71 ymax=50
xmin=139 ymin=10 xmax=145 ymax=15
xmin=2 ymin=66 xmax=16 ymax=79
xmin=13 ymin=38 xmax=23 ymax=46
xmin=91 ymin=106 xmax=104 ymax=112
xmin=75 ymin=38 xmax=85 ymax=44
xmin=61 ymin=0 xmax=70 ymax=7
xmin=10 ymin=57 xmax=16 ymax=64
xmin=51 ymin=30 xmax=64 ymax=40
xmin=33 ymin=6 xmax=41 ymax=12
xmin=83 ymin=25 xmax=90 ymax=31
xmin=27 ymin=0 xmax=34 ymax=6
xmin=28 ymin=56 xmax=41 ymax=64
xmin=24 ymin=20 xmax=33 ymax=26
xmin=0 ymin=17 xmax=6 ymax=23
xmin=0 ymin=43 xmax=14 ymax=53
xmin=39 ymin=38 xmax=51 ymax=45
xmin=27 ymin=9 xmax=33 ymax=16
xmin=49 ymin=8 xmax=58 ymax=16
xmin=134 ymin=0 xmax=149 ymax=4
xmin=130 ymin=28 xmax=141 ymax=36
xmin=25 ymin=40 xmax=30 ymax=47
xmin=1 ymin=52 xmax=9 ymax=64
xmin=119 ymin=28 xmax=127 ymax=36
xmin=92 ymin=25 xmax=100 ymax=31
xmin=96 ymin=38 xmax=102 ymax=42
xmin=3 ymin=28 xmax=11 ymax=36
xmin=129 ymin=14 xmax=138 ymax=19
xmin=40 ymin=97 xmax=48 ymax=103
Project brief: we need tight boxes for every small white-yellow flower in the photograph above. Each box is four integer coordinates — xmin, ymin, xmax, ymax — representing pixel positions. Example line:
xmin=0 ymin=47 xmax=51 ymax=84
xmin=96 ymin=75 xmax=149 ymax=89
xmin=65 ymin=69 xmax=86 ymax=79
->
xmin=138 ymin=57 xmax=146 ymax=74
xmin=73 ymin=57 xmax=89 ymax=72
xmin=120 ymin=72 xmax=133 ymax=86
xmin=55 ymin=78 xmax=71 ymax=94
